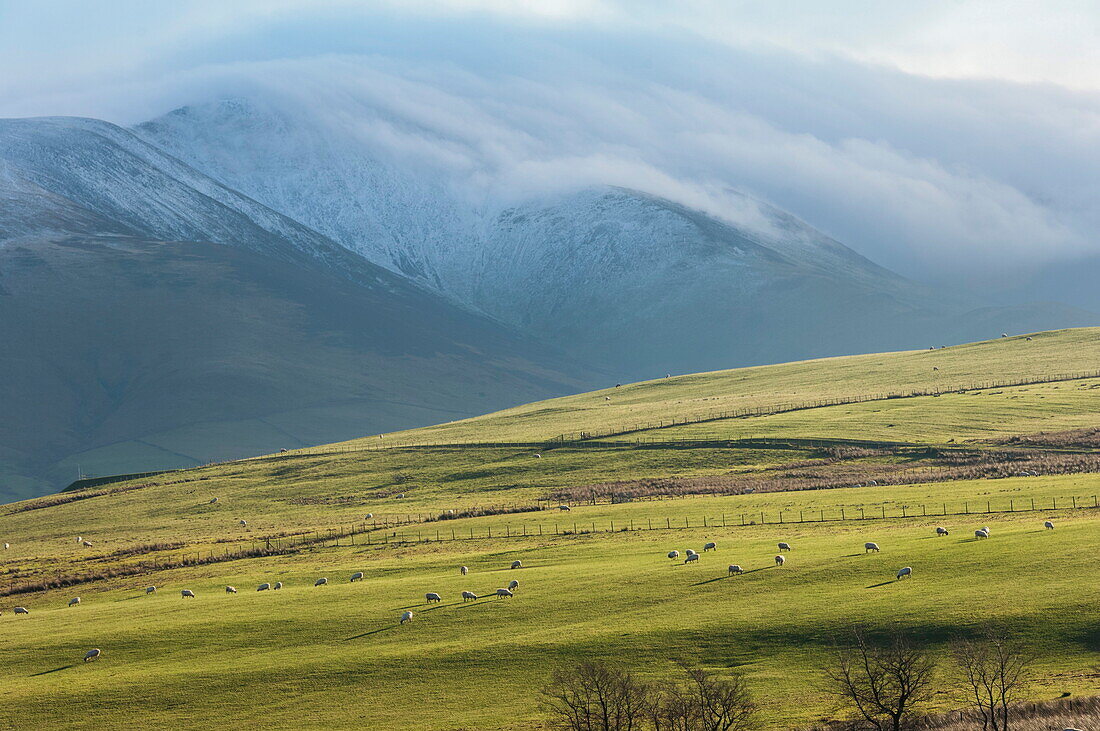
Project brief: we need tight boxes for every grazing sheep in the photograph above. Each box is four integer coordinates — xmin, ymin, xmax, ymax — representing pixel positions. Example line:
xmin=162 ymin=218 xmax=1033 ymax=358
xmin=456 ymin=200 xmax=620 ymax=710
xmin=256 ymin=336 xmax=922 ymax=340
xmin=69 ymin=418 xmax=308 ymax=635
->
xmin=14 ymin=607 xmax=29 ymax=615
xmin=426 ymin=592 xmax=443 ymax=603
xmin=209 ymin=497 xmax=219 ymax=504
xmin=508 ymin=580 xmax=519 ymax=591
xmin=865 ymin=542 xmax=880 ymax=553
xmin=181 ymin=590 xmax=195 ymax=598
xmin=558 ymin=505 xmax=571 ymax=511
xmin=273 ymin=582 xmax=283 ymax=591
xmin=400 ymin=610 xmax=413 ymax=624
xmin=238 ymin=520 xmax=247 ymax=527
xmin=460 ymin=566 xmax=469 ymax=576
xmin=1026 ymin=336 xmax=1033 ymax=341
xmin=510 ymin=560 xmax=522 ymax=569
xmin=935 ymin=527 xmax=949 ymax=536
xmin=314 ymin=578 xmax=328 ymax=586
xmin=462 ymin=591 xmax=477 ymax=602
xmin=495 ymin=588 xmax=514 ymax=599
xmin=728 ymin=565 xmax=744 ymax=576
xmin=145 ymin=586 xmax=157 ymax=594
xmin=365 ymin=513 xmax=373 ymax=519
xmin=257 ymin=583 xmax=271 ymax=592
xmin=897 ymin=566 xmax=912 ymax=579
xmin=1001 ymin=333 xmax=1008 ymax=338
xmin=76 ymin=536 xmax=82 ymax=543
xmin=225 ymin=586 xmax=237 ymax=594
xmin=1045 ymin=520 xmax=1055 ymax=530
xmin=535 ymin=453 xmax=542 ymax=459
xmin=684 ymin=553 xmax=700 ymax=564
xmin=778 ymin=542 xmax=792 ymax=552
xmin=703 ymin=542 xmax=717 ymax=552
xmin=667 ymin=550 xmax=680 ymax=559
xmin=975 ymin=529 xmax=989 ymax=539
xmin=68 ymin=597 xmax=81 ymax=607
xmin=82 ymin=541 xmax=92 ymax=548
xmin=396 ymin=493 xmax=405 ymax=499
xmin=350 ymin=572 xmax=364 ymax=582
xmin=982 ymin=526 xmax=991 ymax=533
xmin=685 ymin=549 xmax=697 ymax=557
xmin=775 ymin=555 xmax=785 ymax=566
xmin=84 ymin=648 xmax=101 ymax=662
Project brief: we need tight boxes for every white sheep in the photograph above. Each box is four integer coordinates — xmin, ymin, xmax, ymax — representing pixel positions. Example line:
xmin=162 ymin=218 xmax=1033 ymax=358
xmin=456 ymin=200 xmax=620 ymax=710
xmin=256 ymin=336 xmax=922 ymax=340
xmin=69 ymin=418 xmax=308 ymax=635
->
xmin=400 ymin=610 xmax=414 ymax=624
xmin=703 ymin=542 xmax=717 ymax=552
xmin=76 ymin=536 xmax=82 ymax=543
xmin=982 ymin=526 xmax=991 ymax=533
xmin=396 ymin=493 xmax=405 ymax=499
xmin=461 ymin=566 xmax=469 ymax=576
xmin=426 ymin=592 xmax=442 ymax=603
xmin=82 ymin=541 xmax=93 ymax=548
xmin=685 ymin=549 xmax=697 ymax=557
xmin=239 ymin=520 xmax=247 ymax=527
xmin=728 ymin=565 xmax=744 ymax=575
xmin=508 ymin=579 xmax=519 ymax=591
xmin=68 ymin=597 xmax=81 ymax=606
xmin=865 ymin=542 xmax=880 ymax=553
xmin=273 ymin=582 xmax=283 ymax=590
xmin=495 ymin=588 xmax=514 ymax=599
xmin=1044 ymin=521 xmax=1055 ymax=530
xmin=181 ymin=590 xmax=195 ymax=598
xmin=350 ymin=572 xmax=364 ymax=582
xmin=935 ymin=527 xmax=949 ymax=536
xmin=975 ymin=529 xmax=989 ymax=539
xmin=462 ymin=591 xmax=478 ymax=602
xmin=209 ymin=497 xmax=219 ymax=504
xmin=778 ymin=542 xmax=792 ymax=552
xmin=535 ymin=453 xmax=542 ymax=459
xmin=314 ymin=578 xmax=328 ymax=586
xmin=558 ymin=505 xmax=571 ymax=511
xmin=667 ymin=550 xmax=680 ymax=559
xmin=684 ymin=553 xmax=700 ymax=564
xmin=14 ymin=607 xmax=29 ymax=614
xmin=511 ymin=560 xmax=522 ymax=569
xmin=774 ymin=555 xmax=785 ymax=567
xmin=145 ymin=586 xmax=157 ymax=594
xmin=365 ymin=513 xmax=373 ymax=519
xmin=897 ymin=566 xmax=913 ymax=579
xmin=84 ymin=648 xmax=101 ymax=662
xmin=257 ymin=583 xmax=271 ymax=591
xmin=225 ymin=586 xmax=238 ymax=594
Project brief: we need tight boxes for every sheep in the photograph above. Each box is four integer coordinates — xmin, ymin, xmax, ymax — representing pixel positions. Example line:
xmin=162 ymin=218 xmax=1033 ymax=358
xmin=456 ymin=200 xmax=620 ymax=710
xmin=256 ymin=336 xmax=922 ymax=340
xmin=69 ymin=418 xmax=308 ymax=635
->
xmin=181 ymin=590 xmax=195 ymax=598
xmin=426 ymin=592 xmax=442 ymax=603
xmin=982 ymin=526 xmax=990 ymax=533
xmin=461 ymin=566 xmax=469 ymax=576
xmin=1001 ymin=333 xmax=1008 ymax=338
xmin=461 ymin=590 xmax=478 ymax=602
xmin=314 ymin=578 xmax=328 ymax=586
xmin=257 ymin=583 xmax=271 ymax=592
xmin=703 ymin=542 xmax=717 ymax=552
xmin=238 ymin=520 xmax=248 ymax=527
xmin=350 ymin=572 xmax=364 ymax=582
xmin=1044 ymin=520 xmax=1055 ymax=530
xmin=1026 ymin=336 xmax=1033 ymax=341
xmin=82 ymin=541 xmax=93 ymax=548
xmin=511 ymin=560 xmax=522 ymax=570
xmin=685 ymin=549 xmax=697 ymax=557
xmin=508 ymin=579 xmax=519 ymax=591
xmin=274 ymin=582 xmax=283 ymax=591
xmin=145 ymin=586 xmax=157 ymax=595
xmin=396 ymin=493 xmax=405 ymax=499
xmin=209 ymin=497 xmax=219 ymax=504
xmin=935 ymin=527 xmax=949 ymax=536
xmin=667 ymin=550 xmax=680 ymax=559
xmin=3 ymin=543 xmax=8 ymax=550
xmin=535 ymin=453 xmax=542 ymax=459
xmin=558 ymin=505 xmax=571 ymax=511
xmin=84 ymin=648 xmax=102 ymax=662
xmin=975 ymin=529 xmax=989 ymax=539
xmin=76 ymin=536 xmax=82 ymax=543
xmin=400 ymin=610 xmax=414 ymax=624
xmin=14 ymin=607 xmax=29 ymax=615
xmin=365 ymin=513 xmax=373 ymax=519
xmin=495 ymin=588 xmax=514 ymax=599
xmin=865 ymin=542 xmax=880 ymax=553
xmin=68 ymin=597 xmax=81 ymax=607
xmin=728 ymin=565 xmax=744 ymax=575
xmin=778 ymin=542 xmax=792 ymax=552
xmin=774 ymin=555 xmax=785 ymax=566
xmin=897 ymin=566 xmax=913 ymax=579
xmin=684 ymin=553 xmax=700 ymax=564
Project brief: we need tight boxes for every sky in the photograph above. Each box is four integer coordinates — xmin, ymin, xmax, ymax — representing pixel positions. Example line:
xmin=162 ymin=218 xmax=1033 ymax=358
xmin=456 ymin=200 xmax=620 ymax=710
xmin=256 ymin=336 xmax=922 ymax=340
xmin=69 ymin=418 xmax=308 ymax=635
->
xmin=1 ymin=0 xmax=1099 ymax=293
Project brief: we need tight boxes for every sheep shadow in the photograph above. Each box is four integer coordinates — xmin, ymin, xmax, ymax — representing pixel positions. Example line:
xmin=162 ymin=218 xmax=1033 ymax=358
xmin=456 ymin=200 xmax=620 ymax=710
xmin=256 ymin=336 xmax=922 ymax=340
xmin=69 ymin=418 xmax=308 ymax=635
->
xmin=30 ymin=664 xmax=74 ymax=676
xmin=344 ymin=626 xmax=397 ymax=641
xmin=691 ymin=576 xmax=731 ymax=586
xmin=866 ymin=580 xmax=899 ymax=589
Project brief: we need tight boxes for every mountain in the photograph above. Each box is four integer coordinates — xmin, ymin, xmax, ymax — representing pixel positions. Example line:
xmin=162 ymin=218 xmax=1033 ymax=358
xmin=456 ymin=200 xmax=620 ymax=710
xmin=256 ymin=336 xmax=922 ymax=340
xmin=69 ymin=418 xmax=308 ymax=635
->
xmin=0 ymin=117 xmax=597 ymax=501
xmin=136 ymin=99 xmax=1098 ymax=376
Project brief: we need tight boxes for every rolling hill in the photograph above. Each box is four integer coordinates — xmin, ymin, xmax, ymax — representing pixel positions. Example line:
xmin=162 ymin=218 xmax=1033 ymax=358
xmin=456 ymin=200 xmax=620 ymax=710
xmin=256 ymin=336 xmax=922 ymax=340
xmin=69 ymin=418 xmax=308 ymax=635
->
xmin=1 ymin=330 xmax=1098 ymax=729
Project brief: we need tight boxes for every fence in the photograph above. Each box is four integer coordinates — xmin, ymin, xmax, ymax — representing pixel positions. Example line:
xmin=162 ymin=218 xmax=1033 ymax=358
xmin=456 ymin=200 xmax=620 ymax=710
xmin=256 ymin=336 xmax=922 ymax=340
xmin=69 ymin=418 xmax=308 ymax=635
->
xmin=6 ymin=493 xmax=1097 ymax=598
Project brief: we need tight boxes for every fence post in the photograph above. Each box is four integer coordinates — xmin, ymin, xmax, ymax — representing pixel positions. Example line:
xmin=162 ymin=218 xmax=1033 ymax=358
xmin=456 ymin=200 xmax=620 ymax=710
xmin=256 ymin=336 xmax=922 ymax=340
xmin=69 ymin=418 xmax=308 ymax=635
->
xmin=1073 ymin=496 xmax=1077 ymax=509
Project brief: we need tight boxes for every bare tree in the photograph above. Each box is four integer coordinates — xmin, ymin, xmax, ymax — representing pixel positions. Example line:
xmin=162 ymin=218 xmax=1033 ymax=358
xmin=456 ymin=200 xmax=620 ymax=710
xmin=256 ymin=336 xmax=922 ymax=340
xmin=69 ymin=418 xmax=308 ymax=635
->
xmin=823 ymin=628 xmax=938 ymax=731
xmin=653 ymin=666 xmax=758 ymax=731
xmin=952 ymin=630 xmax=1036 ymax=731
xmin=541 ymin=661 xmax=654 ymax=731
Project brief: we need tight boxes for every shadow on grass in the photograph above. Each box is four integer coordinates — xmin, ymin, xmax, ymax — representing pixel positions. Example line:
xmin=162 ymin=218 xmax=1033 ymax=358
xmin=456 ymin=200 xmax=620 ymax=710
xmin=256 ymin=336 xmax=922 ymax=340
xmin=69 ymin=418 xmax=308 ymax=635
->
xmin=344 ymin=627 xmax=396 ymax=641
xmin=866 ymin=580 xmax=898 ymax=589
xmin=30 ymin=665 xmax=74 ymax=676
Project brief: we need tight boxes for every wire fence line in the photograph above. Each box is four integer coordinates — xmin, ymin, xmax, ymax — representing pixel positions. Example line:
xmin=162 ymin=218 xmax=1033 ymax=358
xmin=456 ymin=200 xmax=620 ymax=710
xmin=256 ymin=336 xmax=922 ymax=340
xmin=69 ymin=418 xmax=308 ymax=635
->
xmin=8 ymin=493 xmax=1096 ymax=598
xmin=263 ymin=371 xmax=1100 ymax=458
